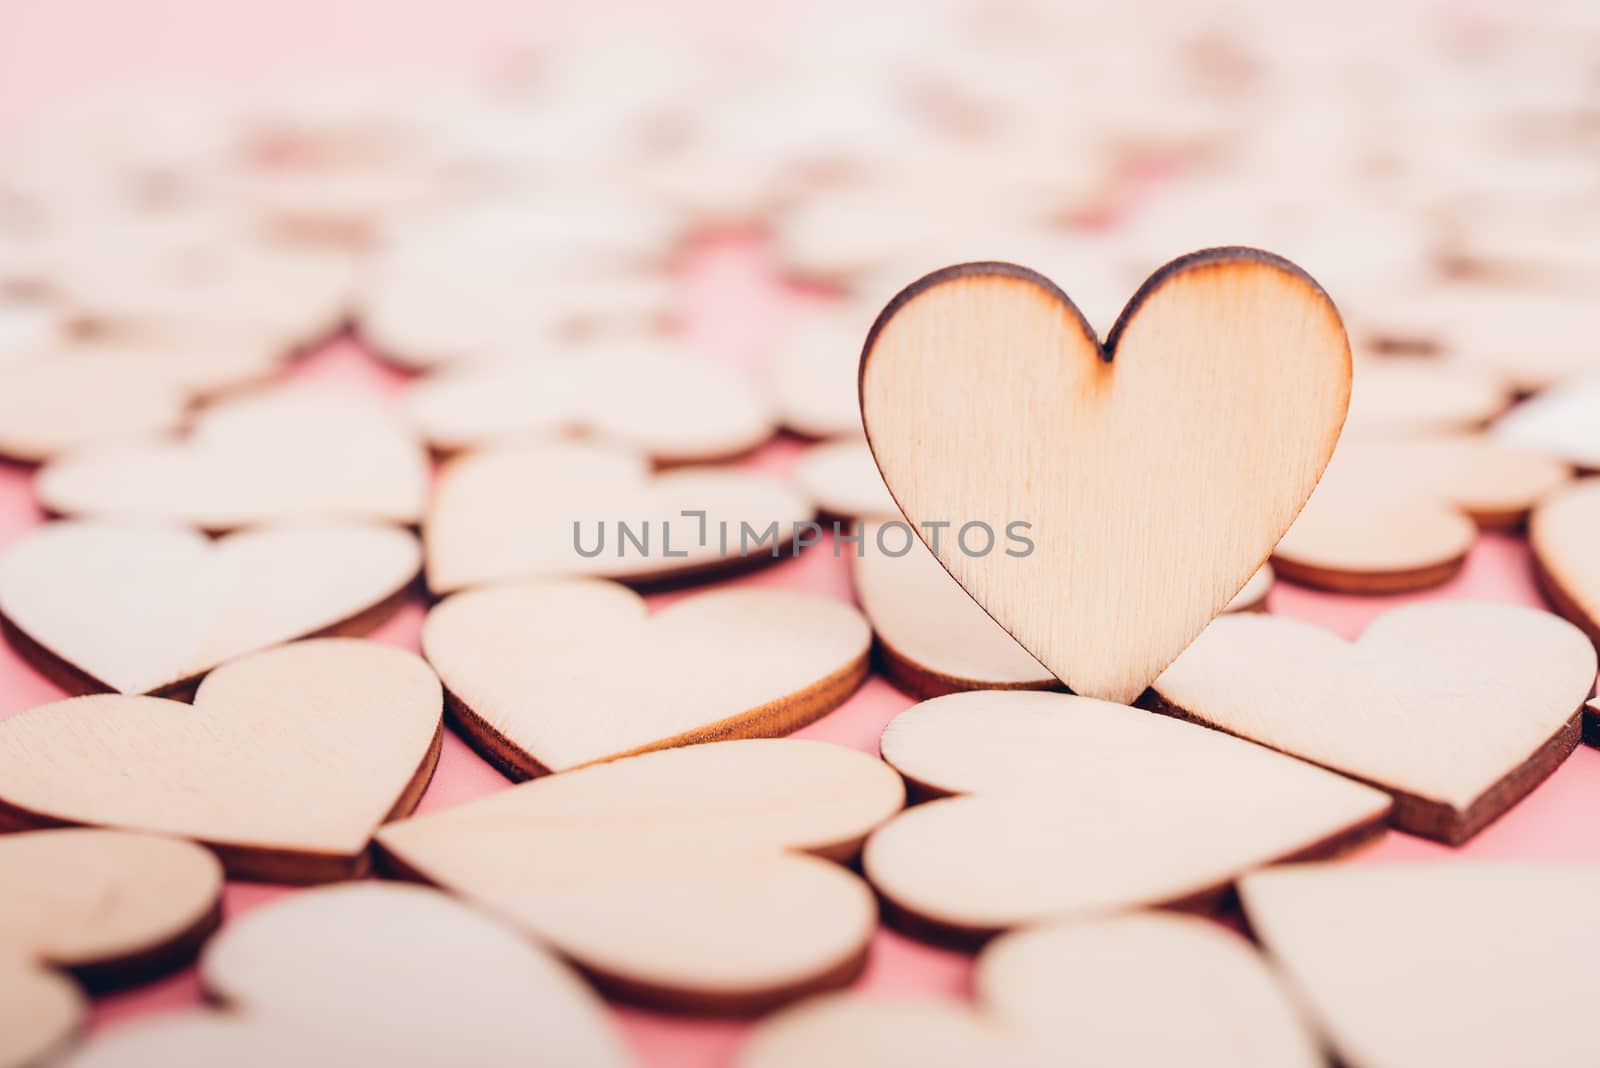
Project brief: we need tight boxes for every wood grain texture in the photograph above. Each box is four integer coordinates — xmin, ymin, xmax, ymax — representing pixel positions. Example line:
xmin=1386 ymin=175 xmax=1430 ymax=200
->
xmin=863 ymin=691 xmax=1389 ymax=943
xmin=405 ymin=343 xmax=775 ymax=462
xmin=35 ymin=388 xmax=428 ymax=530
xmin=55 ymin=883 xmax=634 ymax=1068
xmin=861 ymin=250 xmax=1350 ymax=703
xmin=0 ymin=830 xmax=222 ymax=1068
xmin=738 ymin=912 xmax=1320 ymax=1068
xmin=425 ymin=441 xmax=813 ymax=594
xmin=854 ymin=517 xmax=1273 ymax=699
xmin=1150 ymin=601 xmax=1597 ymax=843
xmin=1240 ymin=862 xmax=1600 ymax=1068
xmin=1494 ymin=375 xmax=1600 ymax=471
xmin=376 ymin=739 xmax=904 ymax=1014
xmin=1530 ymin=479 xmax=1600 ymax=681
xmin=1273 ymin=435 xmax=1570 ymax=593
xmin=0 ymin=520 xmax=421 ymax=695
xmin=421 ymin=578 xmax=871 ymax=777
xmin=0 ymin=639 xmax=443 ymax=882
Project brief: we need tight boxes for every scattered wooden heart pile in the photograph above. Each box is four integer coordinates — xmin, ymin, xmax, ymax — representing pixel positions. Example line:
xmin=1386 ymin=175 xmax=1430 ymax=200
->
xmin=2 ymin=2 xmax=1600 ymax=1067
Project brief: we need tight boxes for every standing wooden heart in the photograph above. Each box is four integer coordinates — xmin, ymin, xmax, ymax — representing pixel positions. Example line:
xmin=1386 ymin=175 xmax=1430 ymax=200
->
xmin=860 ymin=250 xmax=1351 ymax=702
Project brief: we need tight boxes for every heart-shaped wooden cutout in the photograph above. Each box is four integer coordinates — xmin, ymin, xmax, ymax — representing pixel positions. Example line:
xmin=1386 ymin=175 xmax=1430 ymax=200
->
xmin=862 ymin=690 xmax=1388 ymax=943
xmin=739 ymin=912 xmax=1319 ymax=1068
xmin=0 ymin=639 xmax=442 ymax=882
xmin=1150 ymin=600 xmax=1597 ymax=843
xmin=1240 ymin=862 xmax=1600 ymax=1068
xmin=0 ymin=830 xmax=222 ymax=1068
xmin=854 ymin=518 xmax=1272 ymax=699
xmin=377 ymin=738 xmax=904 ymax=1013
xmin=0 ymin=337 xmax=292 ymax=463
xmin=861 ymin=251 xmax=1350 ymax=703
xmin=56 ymin=883 xmax=633 ymax=1068
xmin=0 ymin=519 xmax=421 ymax=695
xmin=1343 ymin=355 xmax=1511 ymax=439
xmin=405 ymin=343 xmax=775 ymax=462
xmin=423 ymin=578 xmax=870 ymax=777
xmin=1273 ymin=435 xmax=1569 ymax=593
xmin=1495 ymin=374 xmax=1600 ymax=472
xmin=36 ymin=389 xmax=429 ymax=530
xmin=426 ymin=441 xmax=812 ymax=594
xmin=1531 ymin=479 xmax=1600 ymax=690
xmin=794 ymin=441 xmax=899 ymax=520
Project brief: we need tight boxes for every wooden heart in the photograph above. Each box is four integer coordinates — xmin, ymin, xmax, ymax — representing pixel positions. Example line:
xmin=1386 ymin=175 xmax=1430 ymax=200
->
xmin=739 ymin=912 xmax=1319 ymax=1068
xmin=861 ymin=251 xmax=1350 ymax=703
xmin=1149 ymin=600 xmax=1597 ymax=843
xmin=1343 ymin=355 xmax=1511 ymax=439
xmin=1240 ymin=862 xmax=1600 ymax=1068
xmin=0 ymin=830 xmax=222 ymax=1068
xmin=422 ymin=578 xmax=870 ymax=777
xmin=862 ymin=690 xmax=1388 ymax=943
xmin=794 ymin=441 xmax=899 ymax=520
xmin=426 ymin=442 xmax=812 ymax=594
xmin=0 ymin=639 xmax=442 ymax=882
xmin=854 ymin=517 xmax=1272 ymax=699
xmin=0 ymin=337 xmax=292 ymax=463
xmin=0 ymin=519 xmax=421 ymax=695
xmin=1495 ymin=375 xmax=1600 ymax=472
xmin=56 ymin=883 xmax=633 ymax=1068
xmin=1531 ymin=479 xmax=1600 ymax=687
xmin=36 ymin=389 xmax=428 ymax=530
xmin=405 ymin=343 xmax=775 ymax=463
xmin=1272 ymin=435 xmax=1569 ymax=592
xmin=376 ymin=738 xmax=904 ymax=1013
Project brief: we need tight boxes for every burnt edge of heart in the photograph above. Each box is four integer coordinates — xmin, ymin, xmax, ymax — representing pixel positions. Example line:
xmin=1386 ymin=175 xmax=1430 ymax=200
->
xmin=868 ymin=791 xmax=1388 ymax=952
xmin=438 ymin=648 xmax=872 ymax=781
xmin=1138 ymin=688 xmax=1586 ymax=845
xmin=1103 ymin=246 xmax=1338 ymax=353
xmin=1270 ymin=551 xmax=1469 ymax=595
xmin=0 ymin=721 xmax=443 ymax=884
xmin=0 ymin=572 xmax=419 ymax=700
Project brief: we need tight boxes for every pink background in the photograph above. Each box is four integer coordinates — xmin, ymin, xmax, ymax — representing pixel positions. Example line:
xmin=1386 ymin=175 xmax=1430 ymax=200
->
xmin=3 ymin=3 xmax=1597 ymax=1066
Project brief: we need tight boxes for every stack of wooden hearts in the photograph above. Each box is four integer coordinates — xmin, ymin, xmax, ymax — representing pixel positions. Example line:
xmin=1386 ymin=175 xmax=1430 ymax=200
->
xmin=2 ymin=2 xmax=1599 ymax=1066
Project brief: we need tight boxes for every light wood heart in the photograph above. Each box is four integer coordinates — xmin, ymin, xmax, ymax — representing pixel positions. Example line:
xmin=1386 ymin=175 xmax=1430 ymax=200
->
xmin=0 ymin=356 xmax=188 ymax=464
xmin=1149 ymin=600 xmax=1598 ymax=843
xmin=854 ymin=517 xmax=1273 ymax=699
xmin=36 ymin=389 xmax=429 ymax=530
xmin=794 ymin=441 xmax=899 ymax=520
xmin=1343 ymin=355 xmax=1511 ymax=439
xmin=861 ymin=251 xmax=1351 ymax=703
xmin=0 ymin=519 xmax=421 ymax=695
xmin=1273 ymin=435 xmax=1569 ymax=593
xmin=376 ymin=738 xmax=905 ymax=1014
xmin=738 ymin=912 xmax=1320 ymax=1068
xmin=0 ymin=639 xmax=443 ymax=882
xmin=1240 ymin=862 xmax=1600 ymax=1068
xmin=405 ymin=343 xmax=775 ymax=462
xmin=0 ymin=830 xmax=222 ymax=1068
xmin=425 ymin=441 xmax=813 ymax=594
xmin=862 ymin=691 xmax=1388 ymax=943
xmin=1531 ymin=479 xmax=1600 ymax=709
xmin=1494 ymin=375 xmax=1600 ymax=471
xmin=422 ymin=578 xmax=871 ymax=777
xmin=55 ymin=883 xmax=633 ymax=1068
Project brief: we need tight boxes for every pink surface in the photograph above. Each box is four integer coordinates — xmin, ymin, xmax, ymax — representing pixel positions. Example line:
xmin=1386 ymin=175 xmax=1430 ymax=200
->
xmin=0 ymin=233 xmax=1594 ymax=1067
xmin=3 ymin=6 xmax=1598 ymax=1065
